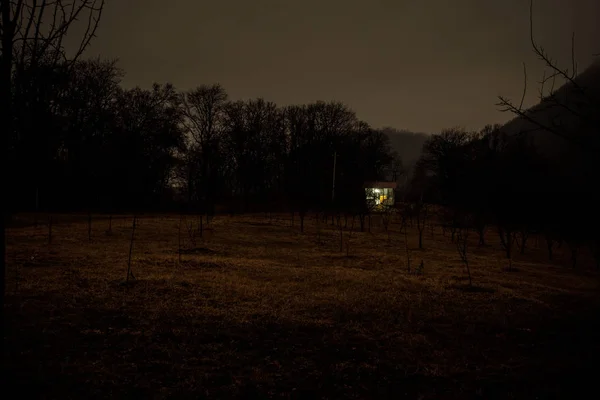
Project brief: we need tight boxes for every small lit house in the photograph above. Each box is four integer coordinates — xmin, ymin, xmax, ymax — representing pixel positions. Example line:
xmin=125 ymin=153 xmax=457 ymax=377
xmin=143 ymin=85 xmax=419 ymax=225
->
xmin=363 ymin=181 xmax=397 ymax=208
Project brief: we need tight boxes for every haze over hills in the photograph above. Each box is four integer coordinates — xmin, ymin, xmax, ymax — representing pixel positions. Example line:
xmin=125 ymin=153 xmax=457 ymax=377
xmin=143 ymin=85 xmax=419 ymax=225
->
xmin=380 ymin=59 xmax=600 ymax=185
xmin=382 ymin=127 xmax=430 ymax=173
xmin=501 ymin=58 xmax=600 ymax=172
xmin=382 ymin=58 xmax=600 ymax=185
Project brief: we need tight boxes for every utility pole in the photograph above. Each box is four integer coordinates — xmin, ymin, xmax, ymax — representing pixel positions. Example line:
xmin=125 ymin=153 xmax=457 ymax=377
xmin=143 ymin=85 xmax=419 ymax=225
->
xmin=331 ymin=151 xmax=337 ymax=202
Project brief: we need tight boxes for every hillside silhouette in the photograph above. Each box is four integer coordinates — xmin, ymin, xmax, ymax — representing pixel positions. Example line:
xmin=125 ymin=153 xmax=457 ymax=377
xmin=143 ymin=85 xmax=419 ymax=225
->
xmin=501 ymin=59 xmax=600 ymax=174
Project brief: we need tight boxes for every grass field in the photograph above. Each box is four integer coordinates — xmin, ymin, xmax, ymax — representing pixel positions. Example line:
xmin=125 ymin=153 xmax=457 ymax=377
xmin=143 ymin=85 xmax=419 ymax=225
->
xmin=4 ymin=212 xmax=600 ymax=399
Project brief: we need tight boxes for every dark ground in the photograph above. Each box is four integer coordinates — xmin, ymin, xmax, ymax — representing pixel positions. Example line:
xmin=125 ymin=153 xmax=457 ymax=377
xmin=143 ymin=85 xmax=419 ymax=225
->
xmin=4 ymin=213 xmax=600 ymax=399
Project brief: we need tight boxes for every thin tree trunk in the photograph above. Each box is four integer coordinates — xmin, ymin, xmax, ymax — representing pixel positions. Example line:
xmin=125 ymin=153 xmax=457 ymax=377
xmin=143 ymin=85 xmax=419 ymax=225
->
xmin=316 ymin=213 xmax=322 ymax=244
xmin=178 ymin=214 xmax=183 ymax=264
xmin=34 ymin=187 xmax=39 ymax=228
xmin=466 ymin=260 xmax=472 ymax=286
xmin=1 ymin=1 xmax=14 ymax=336
xmin=404 ymin=226 xmax=411 ymax=273
xmin=519 ymin=230 xmax=528 ymax=254
xmin=338 ymin=215 xmax=343 ymax=252
xmin=386 ymin=219 xmax=392 ymax=244
xmin=126 ymin=215 xmax=137 ymax=282
xmin=546 ymin=237 xmax=553 ymax=260
xmin=571 ymin=246 xmax=578 ymax=269
xmin=477 ymin=226 xmax=486 ymax=245
xmin=88 ymin=211 xmax=92 ymax=241
xmin=346 ymin=216 xmax=356 ymax=257
xmin=48 ymin=215 xmax=53 ymax=245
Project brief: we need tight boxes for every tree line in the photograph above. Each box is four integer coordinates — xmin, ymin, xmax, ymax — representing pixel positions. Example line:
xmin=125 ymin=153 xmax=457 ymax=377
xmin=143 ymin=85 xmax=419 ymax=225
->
xmin=5 ymin=28 xmax=599 ymax=271
xmin=6 ymin=55 xmax=402 ymax=219
xmin=2 ymin=0 xmax=598 ymax=268
xmin=408 ymin=84 xmax=599 ymax=269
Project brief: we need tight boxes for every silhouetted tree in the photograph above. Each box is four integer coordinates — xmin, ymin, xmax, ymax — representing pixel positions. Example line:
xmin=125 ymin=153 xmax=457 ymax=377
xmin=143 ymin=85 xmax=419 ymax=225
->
xmin=497 ymin=0 xmax=600 ymax=268
xmin=221 ymin=98 xmax=286 ymax=212
xmin=1 ymin=0 xmax=105 ymax=339
xmin=455 ymin=215 xmax=473 ymax=287
xmin=110 ymin=83 xmax=185 ymax=210
xmin=52 ymin=58 xmax=123 ymax=211
xmin=181 ymin=84 xmax=228 ymax=218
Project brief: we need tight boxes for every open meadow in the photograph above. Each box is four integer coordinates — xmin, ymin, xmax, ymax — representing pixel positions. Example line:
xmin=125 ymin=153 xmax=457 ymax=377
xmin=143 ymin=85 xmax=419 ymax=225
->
xmin=4 ymin=212 xmax=600 ymax=399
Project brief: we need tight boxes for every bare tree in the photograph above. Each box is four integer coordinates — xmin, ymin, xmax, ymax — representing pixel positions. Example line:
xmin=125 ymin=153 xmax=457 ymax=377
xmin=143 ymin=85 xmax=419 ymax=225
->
xmin=496 ymin=0 xmax=600 ymax=271
xmin=181 ymin=84 xmax=228 ymax=219
xmin=47 ymin=214 xmax=52 ymax=244
xmin=0 ymin=0 xmax=105 ymax=340
xmin=473 ymin=213 xmax=487 ymax=246
xmin=497 ymin=0 xmax=599 ymax=152
xmin=403 ymin=220 xmax=411 ymax=273
xmin=345 ymin=214 xmax=356 ymax=257
xmin=414 ymin=197 xmax=428 ymax=249
xmin=361 ymin=188 xmax=378 ymax=232
xmin=126 ymin=215 xmax=137 ymax=282
xmin=381 ymin=205 xmax=395 ymax=244
xmin=184 ymin=215 xmax=197 ymax=248
xmin=455 ymin=222 xmax=472 ymax=287
xmin=498 ymin=225 xmax=516 ymax=272
xmin=440 ymin=208 xmax=460 ymax=243
xmin=397 ymin=202 xmax=411 ymax=235
xmin=567 ymin=240 xmax=581 ymax=269
xmin=337 ymin=213 xmax=344 ymax=252
xmin=88 ymin=211 xmax=92 ymax=241
xmin=315 ymin=211 xmax=324 ymax=245
xmin=515 ymin=226 xmax=529 ymax=255
xmin=545 ymin=232 xmax=563 ymax=261
xmin=178 ymin=213 xmax=183 ymax=264
xmin=106 ymin=214 xmax=113 ymax=235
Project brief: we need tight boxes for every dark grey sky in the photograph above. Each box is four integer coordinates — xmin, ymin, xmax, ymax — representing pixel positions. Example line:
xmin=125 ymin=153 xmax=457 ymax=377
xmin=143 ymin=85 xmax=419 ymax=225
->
xmin=72 ymin=0 xmax=599 ymax=133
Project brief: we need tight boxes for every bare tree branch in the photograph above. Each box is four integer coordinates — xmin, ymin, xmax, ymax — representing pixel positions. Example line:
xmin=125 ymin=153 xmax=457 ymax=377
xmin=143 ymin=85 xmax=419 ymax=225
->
xmin=528 ymin=0 xmax=590 ymax=102
xmin=496 ymin=95 xmax=591 ymax=150
xmin=497 ymin=0 xmax=600 ymax=153
xmin=518 ymin=62 xmax=527 ymax=111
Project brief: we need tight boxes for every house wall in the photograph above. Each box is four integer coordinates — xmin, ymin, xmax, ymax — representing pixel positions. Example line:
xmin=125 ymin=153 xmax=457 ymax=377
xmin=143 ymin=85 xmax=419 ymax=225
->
xmin=365 ymin=187 xmax=395 ymax=207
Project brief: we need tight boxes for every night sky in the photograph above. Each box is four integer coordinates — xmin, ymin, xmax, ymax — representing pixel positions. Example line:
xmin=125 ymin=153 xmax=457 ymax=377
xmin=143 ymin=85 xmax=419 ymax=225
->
xmin=68 ymin=0 xmax=600 ymax=133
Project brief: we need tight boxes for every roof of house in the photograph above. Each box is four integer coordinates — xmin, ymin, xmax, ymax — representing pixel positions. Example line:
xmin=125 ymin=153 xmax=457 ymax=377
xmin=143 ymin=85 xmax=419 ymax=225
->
xmin=363 ymin=181 xmax=398 ymax=189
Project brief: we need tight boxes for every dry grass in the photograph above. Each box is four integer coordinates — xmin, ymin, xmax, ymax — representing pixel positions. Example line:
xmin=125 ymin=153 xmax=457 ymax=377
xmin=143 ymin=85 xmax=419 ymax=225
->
xmin=4 ymin=212 xmax=600 ymax=399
